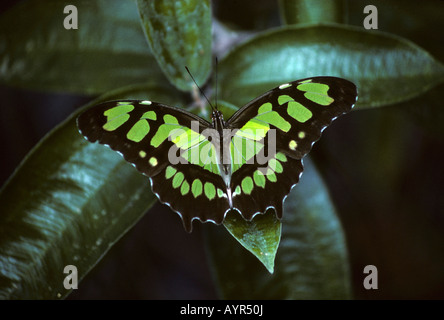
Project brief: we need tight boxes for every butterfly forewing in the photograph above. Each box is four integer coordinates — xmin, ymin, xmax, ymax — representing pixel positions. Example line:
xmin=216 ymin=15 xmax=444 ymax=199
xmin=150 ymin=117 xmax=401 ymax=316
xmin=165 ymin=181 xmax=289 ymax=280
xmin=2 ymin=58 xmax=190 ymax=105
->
xmin=228 ymin=77 xmax=357 ymax=159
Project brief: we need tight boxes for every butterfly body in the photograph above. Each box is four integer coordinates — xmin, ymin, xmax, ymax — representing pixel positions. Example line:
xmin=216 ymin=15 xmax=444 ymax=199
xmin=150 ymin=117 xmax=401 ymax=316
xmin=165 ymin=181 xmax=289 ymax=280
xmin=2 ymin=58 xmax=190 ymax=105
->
xmin=77 ymin=77 xmax=357 ymax=231
xmin=209 ymin=110 xmax=231 ymax=188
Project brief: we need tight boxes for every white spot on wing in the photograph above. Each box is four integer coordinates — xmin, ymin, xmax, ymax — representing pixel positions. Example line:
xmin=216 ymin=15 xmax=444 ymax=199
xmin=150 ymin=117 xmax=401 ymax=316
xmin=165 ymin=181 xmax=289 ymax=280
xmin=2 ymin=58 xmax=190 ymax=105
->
xmin=279 ymin=83 xmax=292 ymax=89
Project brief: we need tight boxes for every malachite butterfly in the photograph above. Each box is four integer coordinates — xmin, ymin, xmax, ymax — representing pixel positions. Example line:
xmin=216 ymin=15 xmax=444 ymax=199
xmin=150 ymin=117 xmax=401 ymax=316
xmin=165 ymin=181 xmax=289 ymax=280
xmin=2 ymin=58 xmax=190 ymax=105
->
xmin=77 ymin=76 xmax=357 ymax=232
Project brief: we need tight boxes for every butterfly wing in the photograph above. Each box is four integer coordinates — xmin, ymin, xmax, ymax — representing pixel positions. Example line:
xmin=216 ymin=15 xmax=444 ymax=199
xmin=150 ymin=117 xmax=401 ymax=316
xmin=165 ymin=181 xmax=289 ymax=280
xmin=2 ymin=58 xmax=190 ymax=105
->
xmin=77 ymin=100 xmax=230 ymax=231
xmin=226 ymin=76 xmax=357 ymax=220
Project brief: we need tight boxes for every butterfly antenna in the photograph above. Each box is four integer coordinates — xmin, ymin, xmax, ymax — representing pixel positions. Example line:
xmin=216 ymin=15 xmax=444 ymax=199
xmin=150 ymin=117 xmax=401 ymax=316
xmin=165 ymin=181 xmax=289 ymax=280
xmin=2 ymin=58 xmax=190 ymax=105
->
xmin=215 ymin=57 xmax=218 ymax=111
xmin=185 ymin=66 xmax=215 ymax=111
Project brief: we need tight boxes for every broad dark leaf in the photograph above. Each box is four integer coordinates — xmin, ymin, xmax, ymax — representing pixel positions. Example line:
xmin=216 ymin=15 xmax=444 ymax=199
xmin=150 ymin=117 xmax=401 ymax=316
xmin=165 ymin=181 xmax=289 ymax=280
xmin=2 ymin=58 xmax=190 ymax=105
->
xmin=137 ymin=0 xmax=212 ymax=91
xmin=0 ymin=83 xmax=184 ymax=299
xmin=219 ymin=24 xmax=444 ymax=109
xmin=0 ymin=0 xmax=162 ymax=94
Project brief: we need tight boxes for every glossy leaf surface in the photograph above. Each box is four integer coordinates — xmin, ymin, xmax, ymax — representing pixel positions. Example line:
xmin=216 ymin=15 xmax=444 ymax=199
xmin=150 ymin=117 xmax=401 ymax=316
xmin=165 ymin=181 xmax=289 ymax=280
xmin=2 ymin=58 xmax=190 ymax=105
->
xmin=137 ymin=0 xmax=212 ymax=91
xmin=219 ymin=24 xmax=444 ymax=109
xmin=0 ymin=83 xmax=184 ymax=299
xmin=0 ymin=0 xmax=162 ymax=94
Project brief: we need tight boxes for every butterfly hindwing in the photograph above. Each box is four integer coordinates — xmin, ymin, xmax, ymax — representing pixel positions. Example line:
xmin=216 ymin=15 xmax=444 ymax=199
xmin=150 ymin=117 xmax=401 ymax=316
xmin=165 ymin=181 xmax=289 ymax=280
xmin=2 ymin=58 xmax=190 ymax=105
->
xmin=150 ymin=162 xmax=230 ymax=231
xmin=229 ymin=152 xmax=304 ymax=221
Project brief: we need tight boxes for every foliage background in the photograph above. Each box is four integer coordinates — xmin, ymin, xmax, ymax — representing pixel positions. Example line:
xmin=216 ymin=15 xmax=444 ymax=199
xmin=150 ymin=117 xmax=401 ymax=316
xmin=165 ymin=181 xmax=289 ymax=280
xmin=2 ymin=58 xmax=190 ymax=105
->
xmin=0 ymin=0 xmax=443 ymax=299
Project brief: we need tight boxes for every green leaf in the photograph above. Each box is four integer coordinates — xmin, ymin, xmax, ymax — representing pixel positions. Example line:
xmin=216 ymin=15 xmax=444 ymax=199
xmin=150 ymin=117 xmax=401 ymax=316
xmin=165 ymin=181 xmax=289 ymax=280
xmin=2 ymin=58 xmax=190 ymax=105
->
xmin=0 ymin=0 xmax=163 ymax=95
xmin=223 ymin=211 xmax=281 ymax=274
xmin=137 ymin=0 xmax=212 ymax=91
xmin=348 ymin=0 xmax=444 ymax=60
xmin=0 ymin=82 xmax=185 ymax=299
xmin=279 ymin=0 xmax=347 ymax=25
xmin=205 ymin=157 xmax=351 ymax=299
xmin=219 ymin=24 xmax=444 ymax=109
